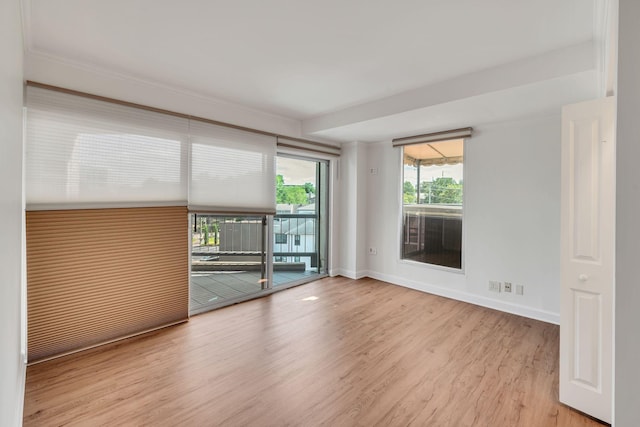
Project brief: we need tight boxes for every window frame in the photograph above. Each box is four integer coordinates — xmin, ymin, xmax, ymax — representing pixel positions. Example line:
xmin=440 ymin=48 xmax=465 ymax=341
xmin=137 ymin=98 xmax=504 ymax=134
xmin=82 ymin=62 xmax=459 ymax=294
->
xmin=397 ymin=138 xmax=466 ymax=273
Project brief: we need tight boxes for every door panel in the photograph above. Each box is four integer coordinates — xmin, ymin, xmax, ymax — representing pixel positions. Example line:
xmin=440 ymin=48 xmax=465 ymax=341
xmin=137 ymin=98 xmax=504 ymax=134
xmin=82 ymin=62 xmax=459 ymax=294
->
xmin=560 ymin=97 xmax=614 ymax=424
xmin=570 ymin=118 xmax=601 ymax=260
xmin=573 ymin=290 xmax=601 ymax=390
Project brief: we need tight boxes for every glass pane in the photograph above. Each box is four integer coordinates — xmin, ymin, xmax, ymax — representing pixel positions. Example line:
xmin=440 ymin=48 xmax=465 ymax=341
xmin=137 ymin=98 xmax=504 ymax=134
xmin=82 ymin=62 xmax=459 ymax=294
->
xmin=190 ymin=214 xmax=266 ymax=315
xmin=401 ymin=139 xmax=463 ymax=269
xmin=273 ymin=156 xmax=328 ymax=286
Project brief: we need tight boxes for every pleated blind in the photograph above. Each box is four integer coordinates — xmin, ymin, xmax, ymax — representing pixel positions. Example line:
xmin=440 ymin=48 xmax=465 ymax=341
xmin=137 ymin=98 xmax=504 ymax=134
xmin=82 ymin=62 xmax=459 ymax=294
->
xmin=25 ymin=86 xmax=189 ymax=209
xmin=26 ymin=207 xmax=189 ymax=363
xmin=189 ymin=120 xmax=276 ymax=214
xmin=26 ymin=85 xmax=278 ymax=213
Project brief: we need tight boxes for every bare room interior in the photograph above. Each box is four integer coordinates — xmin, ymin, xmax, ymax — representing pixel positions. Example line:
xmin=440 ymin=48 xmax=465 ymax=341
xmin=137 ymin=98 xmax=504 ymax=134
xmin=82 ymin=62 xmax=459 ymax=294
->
xmin=2 ymin=0 xmax=640 ymax=426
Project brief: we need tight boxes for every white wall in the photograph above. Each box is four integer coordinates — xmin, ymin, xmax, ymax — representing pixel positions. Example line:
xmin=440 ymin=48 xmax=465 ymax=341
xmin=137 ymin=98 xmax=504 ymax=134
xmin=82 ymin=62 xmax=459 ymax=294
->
xmin=355 ymin=142 xmax=369 ymax=276
xmin=615 ymin=1 xmax=640 ymax=425
xmin=334 ymin=141 xmax=371 ymax=278
xmin=25 ymin=53 xmax=301 ymax=138
xmin=0 ymin=0 xmax=25 ymax=425
xmin=359 ymin=115 xmax=561 ymax=323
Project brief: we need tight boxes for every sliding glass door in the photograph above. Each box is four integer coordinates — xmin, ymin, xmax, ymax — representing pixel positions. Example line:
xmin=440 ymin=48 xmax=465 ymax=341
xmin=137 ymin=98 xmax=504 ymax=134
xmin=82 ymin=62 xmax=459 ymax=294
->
xmin=273 ymin=155 xmax=329 ymax=287
xmin=189 ymin=155 xmax=330 ymax=315
xmin=190 ymin=215 xmax=267 ymax=314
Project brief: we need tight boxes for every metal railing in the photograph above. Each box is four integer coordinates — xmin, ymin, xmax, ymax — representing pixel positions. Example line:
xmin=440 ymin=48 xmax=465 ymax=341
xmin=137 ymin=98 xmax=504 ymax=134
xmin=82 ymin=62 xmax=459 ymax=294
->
xmin=191 ymin=214 xmax=318 ymax=270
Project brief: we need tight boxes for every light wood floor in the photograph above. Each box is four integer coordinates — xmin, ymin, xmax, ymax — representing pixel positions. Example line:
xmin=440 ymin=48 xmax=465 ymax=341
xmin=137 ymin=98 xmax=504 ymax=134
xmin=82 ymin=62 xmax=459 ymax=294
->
xmin=24 ymin=277 xmax=605 ymax=426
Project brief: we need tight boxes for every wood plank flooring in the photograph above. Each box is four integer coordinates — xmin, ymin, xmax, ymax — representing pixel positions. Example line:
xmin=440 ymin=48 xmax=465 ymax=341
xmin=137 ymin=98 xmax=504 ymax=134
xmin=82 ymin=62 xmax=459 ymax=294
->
xmin=23 ymin=277 xmax=605 ymax=426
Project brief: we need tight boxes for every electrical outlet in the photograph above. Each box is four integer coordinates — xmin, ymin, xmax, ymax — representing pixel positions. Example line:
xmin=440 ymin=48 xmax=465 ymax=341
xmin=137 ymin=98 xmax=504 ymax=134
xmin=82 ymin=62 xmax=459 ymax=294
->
xmin=516 ymin=284 xmax=524 ymax=295
xmin=489 ymin=281 xmax=501 ymax=292
xmin=503 ymin=282 xmax=512 ymax=293
xmin=368 ymin=247 xmax=377 ymax=255
xmin=370 ymin=168 xmax=378 ymax=175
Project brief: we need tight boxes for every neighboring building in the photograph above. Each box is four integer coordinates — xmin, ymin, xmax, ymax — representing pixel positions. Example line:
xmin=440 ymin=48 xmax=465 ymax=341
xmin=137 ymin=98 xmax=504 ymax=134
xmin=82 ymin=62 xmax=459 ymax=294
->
xmin=273 ymin=216 xmax=316 ymax=270
xmin=211 ymin=209 xmax=318 ymax=270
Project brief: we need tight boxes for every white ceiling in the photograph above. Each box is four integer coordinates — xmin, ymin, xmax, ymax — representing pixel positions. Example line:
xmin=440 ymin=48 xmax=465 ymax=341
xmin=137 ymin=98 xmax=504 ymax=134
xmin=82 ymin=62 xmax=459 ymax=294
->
xmin=23 ymin=0 xmax=603 ymax=142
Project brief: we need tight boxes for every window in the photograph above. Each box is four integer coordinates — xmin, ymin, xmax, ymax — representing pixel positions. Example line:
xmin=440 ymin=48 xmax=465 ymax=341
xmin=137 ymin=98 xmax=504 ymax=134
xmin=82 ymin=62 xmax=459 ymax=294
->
xmin=275 ymin=233 xmax=288 ymax=244
xmin=294 ymin=234 xmax=301 ymax=246
xmin=401 ymin=138 xmax=464 ymax=269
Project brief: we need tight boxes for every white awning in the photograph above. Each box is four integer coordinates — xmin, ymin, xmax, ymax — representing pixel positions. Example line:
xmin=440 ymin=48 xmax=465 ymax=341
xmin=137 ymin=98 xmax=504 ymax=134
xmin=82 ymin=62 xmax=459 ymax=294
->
xmin=403 ymin=138 xmax=464 ymax=167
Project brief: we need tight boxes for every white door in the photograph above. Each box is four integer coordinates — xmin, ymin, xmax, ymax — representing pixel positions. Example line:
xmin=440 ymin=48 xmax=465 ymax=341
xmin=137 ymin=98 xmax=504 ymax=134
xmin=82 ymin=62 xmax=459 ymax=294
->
xmin=560 ymin=96 xmax=615 ymax=424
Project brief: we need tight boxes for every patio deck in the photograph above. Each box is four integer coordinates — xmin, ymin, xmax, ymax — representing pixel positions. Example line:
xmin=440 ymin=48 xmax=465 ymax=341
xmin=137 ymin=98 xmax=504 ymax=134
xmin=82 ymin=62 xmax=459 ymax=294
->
xmin=190 ymin=269 xmax=318 ymax=313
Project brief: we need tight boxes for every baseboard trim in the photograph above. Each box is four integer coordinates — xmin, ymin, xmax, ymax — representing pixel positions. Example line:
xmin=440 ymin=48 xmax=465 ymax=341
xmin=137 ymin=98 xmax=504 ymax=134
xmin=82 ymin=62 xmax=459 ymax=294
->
xmin=332 ymin=268 xmax=368 ymax=280
xmin=364 ymin=270 xmax=560 ymax=325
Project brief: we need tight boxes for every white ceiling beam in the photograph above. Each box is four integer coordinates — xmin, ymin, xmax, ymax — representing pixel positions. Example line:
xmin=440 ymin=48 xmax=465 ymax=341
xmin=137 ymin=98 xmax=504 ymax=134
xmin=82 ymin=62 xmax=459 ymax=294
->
xmin=303 ymin=41 xmax=596 ymax=136
xmin=310 ymin=70 xmax=597 ymax=143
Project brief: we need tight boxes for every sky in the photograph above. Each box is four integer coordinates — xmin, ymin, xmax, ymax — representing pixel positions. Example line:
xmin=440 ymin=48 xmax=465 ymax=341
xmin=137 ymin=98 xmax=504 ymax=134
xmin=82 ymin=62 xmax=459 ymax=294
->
xmin=277 ymin=156 xmax=316 ymax=185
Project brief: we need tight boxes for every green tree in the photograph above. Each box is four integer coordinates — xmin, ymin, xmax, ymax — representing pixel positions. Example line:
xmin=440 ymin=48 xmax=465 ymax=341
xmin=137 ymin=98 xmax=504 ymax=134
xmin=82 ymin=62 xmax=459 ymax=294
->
xmin=276 ymin=174 xmax=286 ymax=203
xmin=276 ymin=175 xmax=310 ymax=204
xmin=203 ymin=222 xmax=209 ymax=246
xmin=421 ymin=177 xmax=462 ymax=204
xmin=284 ymin=186 xmax=308 ymax=204
xmin=304 ymin=182 xmax=315 ymax=196
xmin=403 ymin=181 xmax=416 ymax=204
xmin=211 ymin=222 xmax=219 ymax=245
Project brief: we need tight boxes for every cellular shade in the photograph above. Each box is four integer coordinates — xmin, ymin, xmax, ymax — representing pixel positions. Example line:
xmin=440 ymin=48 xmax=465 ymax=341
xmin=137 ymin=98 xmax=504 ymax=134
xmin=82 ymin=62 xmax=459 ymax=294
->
xmin=189 ymin=120 xmax=276 ymax=214
xmin=26 ymin=207 xmax=189 ymax=363
xmin=25 ymin=86 xmax=189 ymax=209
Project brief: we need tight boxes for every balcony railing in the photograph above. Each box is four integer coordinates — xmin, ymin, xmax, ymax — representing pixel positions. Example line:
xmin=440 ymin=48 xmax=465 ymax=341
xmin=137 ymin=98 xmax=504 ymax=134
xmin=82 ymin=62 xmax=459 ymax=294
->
xmin=191 ymin=214 xmax=318 ymax=272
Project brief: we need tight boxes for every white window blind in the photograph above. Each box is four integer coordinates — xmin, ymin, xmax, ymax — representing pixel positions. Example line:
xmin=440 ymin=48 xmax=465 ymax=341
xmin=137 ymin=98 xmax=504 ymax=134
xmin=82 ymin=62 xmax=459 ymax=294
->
xmin=276 ymin=136 xmax=341 ymax=157
xmin=392 ymin=127 xmax=473 ymax=147
xmin=26 ymin=85 xmax=278 ymax=214
xmin=25 ymin=86 xmax=189 ymax=209
xmin=189 ymin=120 xmax=276 ymax=214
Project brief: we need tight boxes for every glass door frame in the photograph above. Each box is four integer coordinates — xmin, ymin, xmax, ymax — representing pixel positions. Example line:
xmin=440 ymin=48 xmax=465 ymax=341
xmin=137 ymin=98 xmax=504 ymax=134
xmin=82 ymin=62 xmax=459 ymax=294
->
xmin=188 ymin=154 xmax=331 ymax=315
xmin=272 ymin=153 xmax=329 ymax=288
xmin=189 ymin=213 xmax=270 ymax=315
